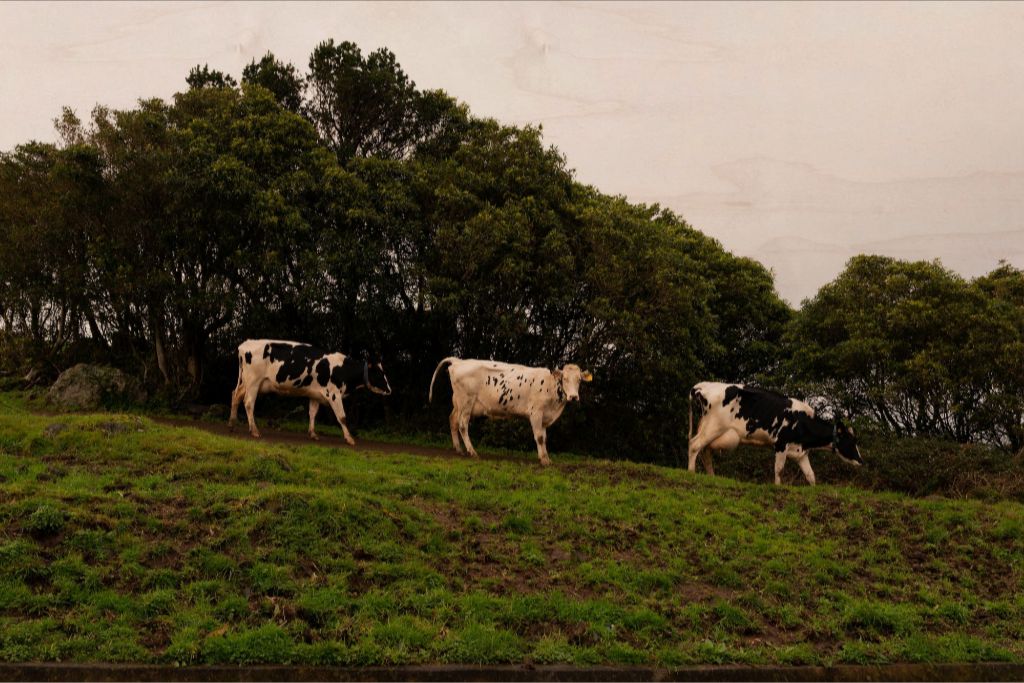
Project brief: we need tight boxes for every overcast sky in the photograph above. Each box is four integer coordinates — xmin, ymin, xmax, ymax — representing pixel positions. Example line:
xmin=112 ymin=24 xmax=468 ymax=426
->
xmin=2 ymin=1 xmax=1022 ymax=304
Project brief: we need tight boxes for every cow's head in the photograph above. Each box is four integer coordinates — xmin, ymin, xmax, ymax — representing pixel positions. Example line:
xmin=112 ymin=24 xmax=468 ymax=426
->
xmin=362 ymin=353 xmax=392 ymax=396
xmin=831 ymin=418 xmax=863 ymax=466
xmin=557 ymin=364 xmax=593 ymax=402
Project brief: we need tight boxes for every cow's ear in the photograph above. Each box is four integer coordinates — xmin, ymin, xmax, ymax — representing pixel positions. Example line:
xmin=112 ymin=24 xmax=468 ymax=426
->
xmin=582 ymin=370 xmax=593 ymax=382
xmin=551 ymin=369 xmax=563 ymax=382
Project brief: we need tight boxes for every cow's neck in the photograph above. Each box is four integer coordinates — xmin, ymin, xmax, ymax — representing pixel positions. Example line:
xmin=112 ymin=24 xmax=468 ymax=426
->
xmin=804 ymin=417 xmax=835 ymax=449
xmin=332 ymin=357 xmax=365 ymax=391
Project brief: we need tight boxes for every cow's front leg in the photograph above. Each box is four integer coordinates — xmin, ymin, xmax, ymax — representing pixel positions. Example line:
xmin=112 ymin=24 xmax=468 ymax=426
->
xmin=530 ymin=413 xmax=551 ymax=466
xmin=327 ymin=397 xmax=357 ymax=446
xmin=774 ymin=451 xmax=787 ymax=485
xmin=797 ymin=454 xmax=816 ymax=486
xmin=307 ymin=399 xmax=320 ymax=440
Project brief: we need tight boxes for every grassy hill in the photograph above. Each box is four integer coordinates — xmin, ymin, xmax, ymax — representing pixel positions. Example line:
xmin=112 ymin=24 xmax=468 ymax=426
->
xmin=0 ymin=393 xmax=1022 ymax=666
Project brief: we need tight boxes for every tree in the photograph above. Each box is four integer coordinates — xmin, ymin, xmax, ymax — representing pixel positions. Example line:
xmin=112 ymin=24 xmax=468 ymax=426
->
xmin=974 ymin=263 xmax=1024 ymax=451
xmin=186 ymin=64 xmax=238 ymax=90
xmin=242 ymin=52 xmax=304 ymax=113
xmin=0 ymin=135 xmax=111 ymax=375
xmin=784 ymin=255 xmax=1023 ymax=449
xmin=304 ymin=40 xmax=468 ymax=163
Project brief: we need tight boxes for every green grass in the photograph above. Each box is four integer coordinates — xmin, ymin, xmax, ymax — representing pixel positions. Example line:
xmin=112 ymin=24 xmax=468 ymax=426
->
xmin=0 ymin=391 xmax=1022 ymax=665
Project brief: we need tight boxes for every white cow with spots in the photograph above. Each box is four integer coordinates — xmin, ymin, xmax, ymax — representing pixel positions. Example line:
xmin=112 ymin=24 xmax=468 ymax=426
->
xmin=428 ymin=357 xmax=593 ymax=466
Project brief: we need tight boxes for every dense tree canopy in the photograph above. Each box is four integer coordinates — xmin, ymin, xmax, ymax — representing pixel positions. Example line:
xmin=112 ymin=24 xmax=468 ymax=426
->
xmin=782 ymin=256 xmax=1024 ymax=451
xmin=1 ymin=40 xmax=1018 ymax=460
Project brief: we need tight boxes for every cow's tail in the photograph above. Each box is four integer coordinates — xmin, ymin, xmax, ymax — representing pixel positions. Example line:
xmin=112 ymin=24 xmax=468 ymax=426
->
xmin=688 ymin=385 xmax=704 ymax=443
xmin=428 ymin=357 xmax=460 ymax=403
xmin=688 ymin=388 xmax=695 ymax=443
xmin=234 ymin=346 xmax=245 ymax=388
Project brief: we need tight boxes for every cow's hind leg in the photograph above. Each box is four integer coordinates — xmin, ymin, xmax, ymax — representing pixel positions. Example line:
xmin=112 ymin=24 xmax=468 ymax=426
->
xmin=308 ymin=399 xmax=320 ymax=440
xmin=530 ymin=413 xmax=551 ymax=467
xmin=449 ymin=406 xmax=464 ymax=454
xmin=797 ymin=454 xmax=816 ymax=486
xmin=774 ymin=451 xmax=787 ymax=485
xmin=687 ymin=427 xmax=723 ymax=473
xmin=229 ymin=382 xmax=245 ymax=431
xmin=687 ymin=437 xmax=703 ymax=472
xmin=700 ymin=450 xmax=715 ymax=476
xmin=243 ymin=384 xmax=261 ymax=438
xmin=458 ymin=410 xmax=479 ymax=459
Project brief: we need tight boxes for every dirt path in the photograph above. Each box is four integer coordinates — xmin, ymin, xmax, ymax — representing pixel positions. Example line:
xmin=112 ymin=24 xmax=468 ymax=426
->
xmin=151 ymin=415 xmax=528 ymax=464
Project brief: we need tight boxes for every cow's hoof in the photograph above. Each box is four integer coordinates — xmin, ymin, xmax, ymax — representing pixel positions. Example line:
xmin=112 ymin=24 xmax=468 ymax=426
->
xmin=309 ymin=432 xmax=319 ymax=441
xmin=467 ymin=450 xmax=480 ymax=459
xmin=539 ymin=458 xmax=552 ymax=467
xmin=228 ymin=422 xmax=236 ymax=432
xmin=250 ymin=431 xmax=261 ymax=439
xmin=345 ymin=437 xmax=357 ymax=446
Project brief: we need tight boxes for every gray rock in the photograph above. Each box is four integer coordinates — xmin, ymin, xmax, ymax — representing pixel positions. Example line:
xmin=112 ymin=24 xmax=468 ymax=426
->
xmin=47 ymin=364 xmax=146 ymax=411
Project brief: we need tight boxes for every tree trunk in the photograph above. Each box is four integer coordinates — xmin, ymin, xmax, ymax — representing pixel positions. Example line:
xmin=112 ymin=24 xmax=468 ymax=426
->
xmin=150 ymin=312 xmax=170 ymax=384
xmin=184 ymin=325 xmax=204 ymax=389
xmin=85 ymin=308 xmax=108 ymax=348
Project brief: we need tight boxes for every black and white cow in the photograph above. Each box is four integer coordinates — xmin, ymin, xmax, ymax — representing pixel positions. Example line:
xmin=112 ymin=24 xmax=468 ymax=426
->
xmin=688 ymin=382 xmax=863 ymax=485
xmin=429 ymin=357 xmax=592 ymax=466
xmin=229 ymin=339 xmax=391 ymax=445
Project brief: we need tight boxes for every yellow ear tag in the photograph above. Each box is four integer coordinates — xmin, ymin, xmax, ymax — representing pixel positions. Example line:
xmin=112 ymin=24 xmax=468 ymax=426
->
xmin=582 ymin=371 xmax=593 ymax=382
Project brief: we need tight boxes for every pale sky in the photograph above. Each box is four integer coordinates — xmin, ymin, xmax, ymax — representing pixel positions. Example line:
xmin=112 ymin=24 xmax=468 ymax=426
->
xmin=2 ymin=1 xmax=1022 ymax=304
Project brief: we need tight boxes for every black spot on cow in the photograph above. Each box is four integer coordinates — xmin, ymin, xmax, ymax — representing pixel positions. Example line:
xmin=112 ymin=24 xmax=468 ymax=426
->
xmin=266 ymin=343 xmax=323 ymax=383
xmin=711 ymin=384 xmax=862 ymax=463
xmin=540 ymin=379 xmax=544 ymax=386
xmin=729 ymin=382 xmax=815 ymax=440
xmin=330 ymin=357 xmax=364 ymax=390
xmin=315 ymin=358 xmax=330 ymax=387
xmin=244 ymin=351 xmax=252 ymax=364
xmin=691 ymin=387 xmax=710 ymax=421
xmin=730 ymin=386 xmax=803 ymax=437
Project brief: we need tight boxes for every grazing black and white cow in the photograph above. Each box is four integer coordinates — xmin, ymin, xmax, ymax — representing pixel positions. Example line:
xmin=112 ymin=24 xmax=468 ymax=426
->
xmin=688 ymin=382 xmax=863 ymax=485
xmin=428 ymin=357 xmax=592 ymax=466
xmin=229 ymin=339 xmax=391 ymax=445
